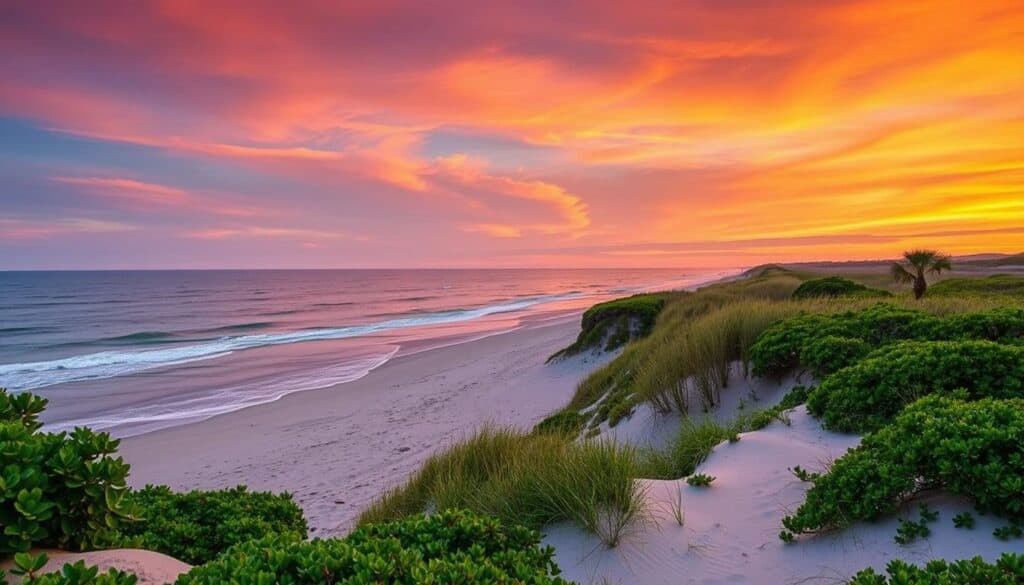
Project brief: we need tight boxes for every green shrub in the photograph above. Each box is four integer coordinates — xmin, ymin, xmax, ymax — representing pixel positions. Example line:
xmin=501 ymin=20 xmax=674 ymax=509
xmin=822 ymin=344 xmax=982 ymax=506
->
xmin=750 ymin=305 xmax=1024 ymax=378
xmin=177 ymin=509 xmax=571 ymax=585
xmin=686 ymin=474 xmax=715 ymax=487
xmin=1 ymin=553 xmax=137 ymax=585
xmin=357 ymin=427 xmax=645 ymax=547
xmin=783 ymin=396 xmax=1024 ymax=535
xmin=848 ymin=553 xmax=1024 ymax=584
xmin=791 ymin=277 xmax=888 ymax=300
xmin=116 ymin=485 xmax=307 ymax=565
xmin=0 ymin=389 xmax=132 ymax=555
xmin=807 ymin=340 xmax=1024 ymax=432
xmin=799 ymin=335 xmax=870 ymax=376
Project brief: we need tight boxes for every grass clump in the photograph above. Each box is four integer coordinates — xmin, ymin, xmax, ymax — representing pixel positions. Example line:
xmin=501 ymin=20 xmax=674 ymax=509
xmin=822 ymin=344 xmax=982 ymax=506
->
xmin=640 ymin=419 xmax=733 ymax=479
xmin=791 ymin=276 xmax=889 ymax=300
xmin=178 ymin=509 xmax=572 ymax=585
xmin=930 ymin=274 xmax=1024 ymax=298
xmin=357 ymin=427 xmax=646 ymax=547
xmin=548 ymin=266 xmax=805 ymax=430
xmin=533 ymin=410 xmax=586 ymax=436
xmin=848 ymin=553 xmax=1024 ymax=584
xmin=782 ymin=396 xmax=1024 ymax=536
xmin=807 ymin=340 xmax=1024 ymax=432
xmin=641 ymin=385 xmax=810 ymax=480
xmin=116 ymin=485 xmax=307 ymax=565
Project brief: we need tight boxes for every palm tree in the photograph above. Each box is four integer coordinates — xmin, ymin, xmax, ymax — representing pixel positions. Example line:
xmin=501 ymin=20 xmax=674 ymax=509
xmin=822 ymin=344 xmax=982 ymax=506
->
xmin=891 ymin=249 xmax=952 ymax=299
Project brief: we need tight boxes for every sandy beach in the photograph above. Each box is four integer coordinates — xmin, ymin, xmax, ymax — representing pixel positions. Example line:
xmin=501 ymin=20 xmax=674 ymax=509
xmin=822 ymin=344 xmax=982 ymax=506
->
xmin=120 ymin=317 xmax=611 ymax=535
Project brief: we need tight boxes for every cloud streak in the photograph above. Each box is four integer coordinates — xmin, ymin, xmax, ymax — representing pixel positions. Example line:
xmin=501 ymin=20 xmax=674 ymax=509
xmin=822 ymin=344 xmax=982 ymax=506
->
xmin=0 ymin=0 xmax=1022 ymax=267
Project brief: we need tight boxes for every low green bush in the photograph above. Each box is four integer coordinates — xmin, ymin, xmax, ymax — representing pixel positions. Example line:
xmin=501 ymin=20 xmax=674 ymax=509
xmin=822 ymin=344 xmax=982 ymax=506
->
xmin=177 ymin=509 xmax=572 ymax=585
xmin=848 ymin=553 xmax=1024 ymax=584
xmin=807 ymin=340 xmax=1024 ymax=432
xmin=782 ymin=396 xmax=1024 ymax=536
xmin=0 ymin=389 xmax=132 ymax=555
xmin=0 ymin=554 xmax=137 ymax=585
xmin=791 ymin=277 xmax=888 ymax=300
xmin=750 ymin=305 xmax=1024 ymax=378
xmin=1 ymin=388 xmax=307 ymax=564
xmin=799 ymin=335 xmax=870 ymax=376
xmin=116 ymin=485 xmax=307 ymax=565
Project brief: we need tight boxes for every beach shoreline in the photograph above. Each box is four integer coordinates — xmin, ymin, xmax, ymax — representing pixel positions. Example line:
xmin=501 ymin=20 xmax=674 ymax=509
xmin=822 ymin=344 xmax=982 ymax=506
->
xmin=119 ymin=316 xmax=613 ymax=535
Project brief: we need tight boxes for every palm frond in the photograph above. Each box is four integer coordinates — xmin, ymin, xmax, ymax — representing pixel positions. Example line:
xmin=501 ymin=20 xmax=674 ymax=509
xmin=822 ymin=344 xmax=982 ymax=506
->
xmin=903 ymin=249 xmax=939 ymax=270
xmin=891 ymin=263 xmax=916 ymax=284
xmin=928 ymin=254 xmax=953 ymax=275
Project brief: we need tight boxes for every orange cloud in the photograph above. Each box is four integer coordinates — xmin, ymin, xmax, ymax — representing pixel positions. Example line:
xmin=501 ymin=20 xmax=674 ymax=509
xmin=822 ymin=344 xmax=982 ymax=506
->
xmin=1 ymin=0 xmax=1022 ymax=266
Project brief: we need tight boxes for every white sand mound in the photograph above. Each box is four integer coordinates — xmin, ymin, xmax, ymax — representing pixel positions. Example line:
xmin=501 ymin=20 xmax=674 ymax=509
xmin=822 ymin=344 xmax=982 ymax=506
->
xmin=546 ymin=406 xmax=1024 ymax=585
xmin=1 ymin=549 xmax=191 ymax=585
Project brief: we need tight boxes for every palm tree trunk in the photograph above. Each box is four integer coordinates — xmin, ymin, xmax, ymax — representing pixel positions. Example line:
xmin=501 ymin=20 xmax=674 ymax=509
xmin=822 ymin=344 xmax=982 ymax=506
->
xmin=913 ymin=276 xmax=926 ymax=299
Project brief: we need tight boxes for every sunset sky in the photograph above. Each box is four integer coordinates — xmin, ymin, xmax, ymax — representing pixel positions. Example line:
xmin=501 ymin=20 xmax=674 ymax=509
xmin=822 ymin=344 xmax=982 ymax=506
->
xmin=1 ymin=0 xmax=1022 ymax=269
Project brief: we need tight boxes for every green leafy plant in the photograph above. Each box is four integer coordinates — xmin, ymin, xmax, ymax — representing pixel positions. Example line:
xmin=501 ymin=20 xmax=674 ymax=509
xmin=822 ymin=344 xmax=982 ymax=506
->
xmin=177 ymin=509 xmax=571 ymax=585
xmin=0 ymin=389 xmax=133 ymax=555
xmin=953 ymin=511 xmax=975 ymax=529
xmin=849 ymin=553 xmax=1024 ymax=584
xmin=894 ymin=517 xmax=930 ymax=544
xmin=799 ymin=335 xmax=871 ymax=376
xmin=686 ymin=474 xmax=715 ymax=487
xmin=806 ymin=340 xmax=1024 ymax=432
xmin=115 ymin=485 xmax=307 ymax=565
xmin=750 ymin=305 xmax=1024 ymax=379
xmin=994 ymin=521 xmax=1023 ymax=541
xmin=789 ymin=466 xmax=819 ymax=482
xmin=791 ymin=277 xmax=889 ymax=301
xmin=0 ymin=553 xmax=139 ymax=585
xmin=782 ymin=396 xmax=1024 ymax=536
xmin=894 ymin=505 xmax=938 ymax=545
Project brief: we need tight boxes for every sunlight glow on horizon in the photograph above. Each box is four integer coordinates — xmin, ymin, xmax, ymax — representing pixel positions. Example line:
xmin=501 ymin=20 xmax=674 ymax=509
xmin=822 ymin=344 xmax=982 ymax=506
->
xmin=1 ymin=0 xmax=1022 ymax=269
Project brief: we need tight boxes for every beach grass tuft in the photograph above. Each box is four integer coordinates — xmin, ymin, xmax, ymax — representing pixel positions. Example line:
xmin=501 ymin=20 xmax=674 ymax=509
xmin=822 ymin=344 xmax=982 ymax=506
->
xmin=357 ymin=426 xmax=647 ymax=547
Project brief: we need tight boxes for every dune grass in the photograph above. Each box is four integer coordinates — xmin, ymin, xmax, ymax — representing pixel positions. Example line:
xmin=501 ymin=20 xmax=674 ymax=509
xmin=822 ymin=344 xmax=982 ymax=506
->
xmin=356 ymin=427 xmax=647 ymax=547
xmin=545 ymin=266 xmax=806 ymax=430
xmin=364 ymin=267 xmax=1024 ymax=551
xmin=929 ymin=274 xmax=1024 ymax=298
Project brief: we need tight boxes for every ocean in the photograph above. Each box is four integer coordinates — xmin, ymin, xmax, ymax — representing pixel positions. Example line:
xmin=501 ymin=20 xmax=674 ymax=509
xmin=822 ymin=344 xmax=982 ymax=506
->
xmin=0 ymin=268 xmax=734 ymax=436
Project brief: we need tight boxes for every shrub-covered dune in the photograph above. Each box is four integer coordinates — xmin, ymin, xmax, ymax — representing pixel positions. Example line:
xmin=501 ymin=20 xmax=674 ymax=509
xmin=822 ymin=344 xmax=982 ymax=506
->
xmin=807 ymin=340 xmax=1024 ymax=432
xmin=548 ymin=292 xmax=680 ymax=360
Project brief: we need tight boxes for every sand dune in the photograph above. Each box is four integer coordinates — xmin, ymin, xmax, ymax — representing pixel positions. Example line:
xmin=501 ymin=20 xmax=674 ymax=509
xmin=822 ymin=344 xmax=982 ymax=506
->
xmin=548 ymin=389 xmax=1024 ymax=584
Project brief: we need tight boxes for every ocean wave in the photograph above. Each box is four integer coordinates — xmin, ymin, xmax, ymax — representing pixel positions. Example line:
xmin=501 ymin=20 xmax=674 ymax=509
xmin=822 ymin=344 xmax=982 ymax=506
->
xmin=101 ymin=331 xmax=176 ymax=344
xmin=0 ymin=291 xmax=583 ymax=391
xmin=44 ymin=349 xmax=398 ymax=437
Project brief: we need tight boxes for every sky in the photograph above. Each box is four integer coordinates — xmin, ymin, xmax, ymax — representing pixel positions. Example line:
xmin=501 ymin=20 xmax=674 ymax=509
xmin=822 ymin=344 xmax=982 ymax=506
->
xmin=1 ymin=0 xmax=1022 ymax=269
